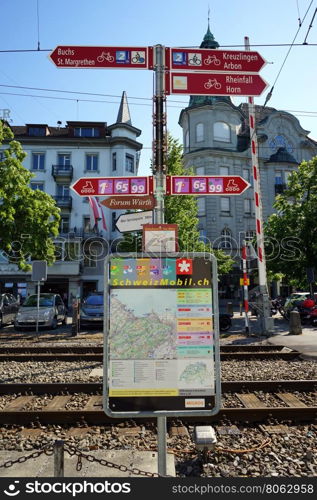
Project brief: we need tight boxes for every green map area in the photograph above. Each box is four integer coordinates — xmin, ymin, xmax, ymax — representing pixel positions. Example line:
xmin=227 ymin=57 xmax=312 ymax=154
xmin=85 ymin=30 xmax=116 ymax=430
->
xmin=110 ymin=295 xmax=176 ymax=359
xmin=179 ymin=362 xmax=210 ymax=385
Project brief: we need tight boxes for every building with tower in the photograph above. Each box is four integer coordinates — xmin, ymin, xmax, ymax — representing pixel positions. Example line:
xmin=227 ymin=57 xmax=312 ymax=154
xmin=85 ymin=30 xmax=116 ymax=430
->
xmin=178 ymin=25 xmax=317 ymax=298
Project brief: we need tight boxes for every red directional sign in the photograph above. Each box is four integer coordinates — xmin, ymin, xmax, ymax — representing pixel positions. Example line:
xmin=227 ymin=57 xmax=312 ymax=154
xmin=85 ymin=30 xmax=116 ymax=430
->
xmin=166 ymin=71 xmax=268 ymax=97
xmin=71 ymin=177 xmax=153 ymax=196
xmin=168 ymin=48 xmax=266 ymax=73
xmin=49 ymin=46 xmax=153 ymax=69
xmin=167 ymin=71 xmax=268 ymax=97
xmin=166 ymin=176 xmax=250 ymax=196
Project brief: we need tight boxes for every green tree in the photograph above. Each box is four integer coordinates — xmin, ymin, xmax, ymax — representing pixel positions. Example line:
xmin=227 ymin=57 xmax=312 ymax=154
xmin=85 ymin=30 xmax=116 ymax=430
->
xmin=264 ymin=156 xmax=317 ymax=288
xmin=0 ymin=120 xmax=61 ymax=270
xmin=117 ymin=135 xmax=234 ymax=275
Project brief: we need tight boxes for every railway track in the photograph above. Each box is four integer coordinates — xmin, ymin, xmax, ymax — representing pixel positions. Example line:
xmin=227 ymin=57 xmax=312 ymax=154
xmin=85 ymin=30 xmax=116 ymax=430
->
xmin=0 ymin=345 xmax=300 ymax=361
xmin=0 ymin=380 xmax=316 ymax=425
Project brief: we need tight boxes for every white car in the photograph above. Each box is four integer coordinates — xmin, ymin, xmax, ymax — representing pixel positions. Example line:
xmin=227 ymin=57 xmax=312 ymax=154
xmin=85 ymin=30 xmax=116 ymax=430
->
xmin=15 ymin=293 xmax=67 ymax=330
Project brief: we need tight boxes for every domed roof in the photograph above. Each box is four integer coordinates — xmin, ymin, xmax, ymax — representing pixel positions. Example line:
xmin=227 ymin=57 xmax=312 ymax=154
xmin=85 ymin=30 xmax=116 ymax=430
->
xmin=188 ymin=25 xmax=232 ymax=108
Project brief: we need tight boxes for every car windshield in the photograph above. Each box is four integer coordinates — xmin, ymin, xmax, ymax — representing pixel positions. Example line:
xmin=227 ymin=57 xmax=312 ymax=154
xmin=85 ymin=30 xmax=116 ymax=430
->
xmin=23 ymin=296 xmax=54 ymax=307
xmin=84 ymin=295 xmax=103 ymax=306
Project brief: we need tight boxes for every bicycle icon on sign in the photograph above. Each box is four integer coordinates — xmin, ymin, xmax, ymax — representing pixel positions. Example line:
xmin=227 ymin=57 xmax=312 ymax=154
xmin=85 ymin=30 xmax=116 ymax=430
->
xmin=204 ymin=54 xmax=221 ymax=66
xmin=132 ymin=51 xmax=145 ymax=63
xmin=97 ymin=52 xmax=114 ymax=63
xmin=188 ymin=53 xmax=202 ymax=66
xmin=204 ymin=78 xmax=221 ymax=90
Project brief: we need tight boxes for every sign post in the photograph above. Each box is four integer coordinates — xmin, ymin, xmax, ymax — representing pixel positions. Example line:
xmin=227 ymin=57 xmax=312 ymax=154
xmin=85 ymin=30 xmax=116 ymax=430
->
xmin=104 ymin=252 xmax=221 ymax=475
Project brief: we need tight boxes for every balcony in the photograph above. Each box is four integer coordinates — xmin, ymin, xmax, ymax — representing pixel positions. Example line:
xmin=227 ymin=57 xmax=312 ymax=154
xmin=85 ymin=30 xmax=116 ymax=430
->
xmin=54 ymin=196 xmax=72 ymax=210
xmin=274 ymin=183 xmax=287 ymax=195
xmin=52 ymin=165 xmax=73 ymax=182
xmin=58 ymin=226 xmax=103 ymax=239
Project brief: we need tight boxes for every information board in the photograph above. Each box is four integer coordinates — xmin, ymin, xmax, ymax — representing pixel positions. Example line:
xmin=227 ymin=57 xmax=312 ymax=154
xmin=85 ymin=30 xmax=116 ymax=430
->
xmin=166 ymin=175 xmax=250 ymax=196
xmin=104 ymin=253 xmax=221 ymax=418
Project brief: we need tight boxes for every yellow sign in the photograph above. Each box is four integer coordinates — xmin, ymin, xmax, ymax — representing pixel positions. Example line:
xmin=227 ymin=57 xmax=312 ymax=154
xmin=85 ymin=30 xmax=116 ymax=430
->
xmin=109 ymin=389 xmax=178 ymax=397
xmin=240 ymin=278 xmax=250 ymax=286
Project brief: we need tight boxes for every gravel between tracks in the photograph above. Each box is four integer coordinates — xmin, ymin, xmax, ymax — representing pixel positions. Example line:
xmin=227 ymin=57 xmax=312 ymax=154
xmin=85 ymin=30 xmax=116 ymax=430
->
xmin=0 ymin=359 xmax=316 ymax=383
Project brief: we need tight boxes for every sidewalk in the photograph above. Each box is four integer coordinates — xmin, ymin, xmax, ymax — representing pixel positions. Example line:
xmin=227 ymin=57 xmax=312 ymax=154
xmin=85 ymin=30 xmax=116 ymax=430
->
xmin=228 ymin=312 xmax=317 ymax=360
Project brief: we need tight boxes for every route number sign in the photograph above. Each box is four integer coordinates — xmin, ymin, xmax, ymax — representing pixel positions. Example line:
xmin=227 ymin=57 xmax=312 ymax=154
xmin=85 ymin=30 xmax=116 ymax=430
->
xmin=166 ymin=175 xmax=250 ymax=196
xmin=71 ymin=176 xmax=153 ymax=197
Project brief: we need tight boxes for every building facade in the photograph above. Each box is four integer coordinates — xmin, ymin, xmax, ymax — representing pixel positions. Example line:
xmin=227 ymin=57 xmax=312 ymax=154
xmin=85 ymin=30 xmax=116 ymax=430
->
xmin=0 ymin=92 xmax=142 ymax=304
xmin=179 ymin=27 xmax=317 ymax=298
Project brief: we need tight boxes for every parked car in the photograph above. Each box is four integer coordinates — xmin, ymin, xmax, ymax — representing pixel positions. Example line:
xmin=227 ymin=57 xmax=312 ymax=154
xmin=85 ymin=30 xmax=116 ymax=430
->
xmin=15 ymin=293 xmax=67 ymax=330
xmin=0 ymin=293 xmax=20 ymax=328
xmin=80 ymin=292 xmax=104 ymax=328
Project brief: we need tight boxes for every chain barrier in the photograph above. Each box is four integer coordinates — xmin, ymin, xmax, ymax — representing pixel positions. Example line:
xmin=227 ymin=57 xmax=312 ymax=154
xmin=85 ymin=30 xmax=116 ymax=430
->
xmin=0 ymin=444 xmax=53 ymax=469
xmin=0 ymin=440 xmax=160 ymax=477
xmin=64 ymin=443 xmax=160 ymax=477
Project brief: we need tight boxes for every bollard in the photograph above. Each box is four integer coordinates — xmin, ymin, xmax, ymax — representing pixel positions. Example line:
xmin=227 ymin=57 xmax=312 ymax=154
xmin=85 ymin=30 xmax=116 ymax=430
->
xmin=227 ymin=302 xmax=233 ymax=316
xmin=289 ymin=310 xmax=302 ymax=335
xmin=54 ymin=440 xmax=64 ymax=477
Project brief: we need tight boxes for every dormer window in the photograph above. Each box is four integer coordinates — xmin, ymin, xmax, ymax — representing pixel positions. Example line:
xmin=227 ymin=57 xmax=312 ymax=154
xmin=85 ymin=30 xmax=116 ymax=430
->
xmin=74 ymin=127 xmax=100 ymax=137
xmin=214 ymin=122 xmax=230 ymax=142
xmin=27 ymin=125 xmax=49 ymax=136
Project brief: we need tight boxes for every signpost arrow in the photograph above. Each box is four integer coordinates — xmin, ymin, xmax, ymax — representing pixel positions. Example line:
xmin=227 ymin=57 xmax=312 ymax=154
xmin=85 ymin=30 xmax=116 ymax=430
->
xmin=169 ymin=48 xmax=266 ymax=73
xmin=49 ymin=46 xmax=153 ymax=69
xmin=71 ymin=176 xmax=153 ymax=196
xmin=167 ymin=72 xmax=268 ymax=97
xmin=101 ymin=195 xmax=156 ymax=210
xmin=115 ymin=210 xmax=153 ymax=232
xmin=166 ymin=175 xmax=250 ymax=195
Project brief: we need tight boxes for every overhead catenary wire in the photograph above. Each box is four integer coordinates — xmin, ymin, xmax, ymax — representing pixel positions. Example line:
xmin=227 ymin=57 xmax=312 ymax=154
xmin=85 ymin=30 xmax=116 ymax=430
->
xmin=263 ymin=0 xmax=315 ymax=107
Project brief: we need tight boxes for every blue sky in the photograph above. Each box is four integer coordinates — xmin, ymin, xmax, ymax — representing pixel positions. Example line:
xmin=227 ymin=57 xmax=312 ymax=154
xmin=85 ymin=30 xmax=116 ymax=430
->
xmin=0 ymin=0 xmax=316 ymax=176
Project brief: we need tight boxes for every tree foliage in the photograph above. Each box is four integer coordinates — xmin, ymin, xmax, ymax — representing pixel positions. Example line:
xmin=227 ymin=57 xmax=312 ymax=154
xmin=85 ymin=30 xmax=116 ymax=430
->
xmin=0 ymin=121 xmax=61 ymax=270
xmin=264 ymin=156 xmax=317 ymax=287
xmin=118 ymin=135 xmax=234 ymax=275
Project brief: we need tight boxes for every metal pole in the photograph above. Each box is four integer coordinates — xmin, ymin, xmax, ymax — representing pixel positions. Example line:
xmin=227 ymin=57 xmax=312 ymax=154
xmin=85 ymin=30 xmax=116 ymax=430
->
xmin=157 ymin=416 xmax=167 ymax=476
xmin=241 ymin=240 xmax=250 ymax=335
xmin=244 ymin=36 xmax=274 ymax=336
xmin=153 ymin=45 xmax=168 ymax=475
xmin=153 ymin=44 xmax=166 ymax=225
xmin=36 ymin=280 xmax=40 ymax=334
xmin=54 ymin=440 xmax=64 ymax=477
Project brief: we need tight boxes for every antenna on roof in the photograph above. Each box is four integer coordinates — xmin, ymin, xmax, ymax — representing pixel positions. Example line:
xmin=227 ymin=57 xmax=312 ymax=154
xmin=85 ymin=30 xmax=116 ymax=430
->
xmin=57 ymin=121 xmax=62 ymax=129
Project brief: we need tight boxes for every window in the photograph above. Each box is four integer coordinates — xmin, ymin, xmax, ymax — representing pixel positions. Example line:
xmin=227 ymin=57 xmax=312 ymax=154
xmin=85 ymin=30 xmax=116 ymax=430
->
xmin=214 ymin=122 xmax=230 ymax=142
xmin=30 ymin=182 xmax=44 ymax=191
xmin=0 ymin=151 xmax=6 ymax=161
xmin=85 ymin=154 xmax=98 ymax=171
xmin=28 ymin=127 xmax=46 ymax=136
xmin=244 ymin=199 xmax=251 ymax=215
xmin=275 ymin=171 xmax=283 ymax=185
xmin=57 ymin=153 xmax=71 ymax=166
xmin=220 ymin=166 xmax=229 ymax=176
xmin=32 ymin=152 xmax=45 ymax=170
xmin=125 ymin=154 xmax=134 ymax=173
xmin=74 ymin=127 xmax=100 ymax=137
xmin=220 ymin=197 xmax=230 ymax=215
xmin=112 ymin=212 xmax=117 ymax=232
xmin=60 ymin=217 xmax=70 ymax=233
xmin=195 ymin=123 xmax=204 ymax=142
xmin=220 ymin=228 xmax=232 ymax=249
xmin=112 ymin=152 xmax=117 ymax=171
xmin=57 ymin=185 xmax=70 ymax=197
xmin=245 ymin=230 xmax=256 ymax=242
